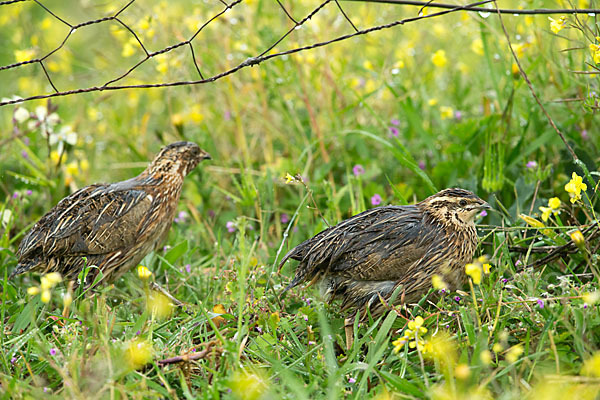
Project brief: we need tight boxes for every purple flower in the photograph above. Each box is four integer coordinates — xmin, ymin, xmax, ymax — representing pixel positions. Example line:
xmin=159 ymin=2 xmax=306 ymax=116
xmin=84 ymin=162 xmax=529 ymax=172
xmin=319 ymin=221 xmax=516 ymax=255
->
xmin=10 ymin=357 xmax=17 ymax=364
xmin=185 ymin=264 xmax=191 ymax=274
xmin=454 ymin=111 xmax=463 ymax=121
xmin=536 ymin=299 xmax=544 ymax=309
xmin=136 ymin=330 xmax=141 ymax=335
xmin=226 ymin=221 xmax=236 ymax=233
xmin=526 ymin=161 xmax=538 ymax=169
xmin=208 ymin=209 xmax=215 ymax=218
xmin=256 ymin=326 xmax=262 ymax=333
xmin=12 ymin=192 xmax=18 ymax=199
xmin=479 ymin=210 xmax=488 ymax=217
xmin=445 ymin=324 xmax=450 ymax=329
xmin=49 ymin=348 xmax=57 ymax=356
xmin=23 ymin=137 xmax=30 ymax=145
xmin=418 ymin=160 xmax=426 ymax=170
xmin=26 ymin=189 xmax=32 ymax=196
xmin=371 ymin=194 xmax=382 ymax=206
xmin=308 ymin=341 xmax=316 ymax=345
xmin=224 ymin=110 xmax=232 ymax=121
xmin=454 ymin=296 xmax=461 ymax=303
xmin=515 ymin=260 xmax=522 ymax=267
xmin=303 ymin=315 xmax=308 ymax=321
xmin=440 ymin=288 xmax=447 ymax=294
xmin=502 ymin=278 xmax=508 ymax=283
xmin=174 ymin=210 xmax=188 ymax=223
xmin=348 ymin=377 xmax=356 ymax=384
xmin=584 ymin=304 xmax=588 ymax=309
xmin=280 ymin=213 xmax=290 ymax=224
xmin=389 ymin=126 xmax=399 ymax=137
xmin=581 ymin=129 xmax=588 ymax=140
xmin=391 ymin=118 xmax=400 ymax=126
xmin=352 ymin=164 xmax=365 ymax=176
xmin=21 ymin=150 xmax=29 ymax=159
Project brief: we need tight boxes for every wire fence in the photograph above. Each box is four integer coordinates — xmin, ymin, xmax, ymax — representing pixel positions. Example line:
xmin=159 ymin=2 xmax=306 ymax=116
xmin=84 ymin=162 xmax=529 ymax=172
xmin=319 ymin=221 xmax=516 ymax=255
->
xmin=0 ymin=0 xmax=598 ymax=108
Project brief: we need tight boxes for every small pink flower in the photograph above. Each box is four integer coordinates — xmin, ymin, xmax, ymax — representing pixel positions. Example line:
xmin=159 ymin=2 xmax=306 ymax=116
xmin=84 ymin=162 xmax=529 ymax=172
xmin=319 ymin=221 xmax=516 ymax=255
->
xmin=371 ymin=194 xmax=382 ymax=206
xmin=348 ymin=377 xmax=356 ymax=384
xmin=281 ymin=213 xmax=290 ymax=224
xmin=536 ymin=299 xmax=544 ymax=309
xmin=352 ymin=164 xmax=365 ymax=176
xmin=185 ymin=264 xmax=191 ymax=274
xmin=226 ymin=221 xmax=236 ymax=233
xmin=389 ymin=126 xmax=399 ymax=137
xmin=49 ymin=348 xmax=57 ymax=356
xmin=479 ymin=210 xmax=488 ymax=217
xmin=418 ymin=160 xmax=426 ymax=170
xmin=526 ymin=161 xmax=538 ymax=169
xmin=391 ymin=118 xmax=400 ymax=126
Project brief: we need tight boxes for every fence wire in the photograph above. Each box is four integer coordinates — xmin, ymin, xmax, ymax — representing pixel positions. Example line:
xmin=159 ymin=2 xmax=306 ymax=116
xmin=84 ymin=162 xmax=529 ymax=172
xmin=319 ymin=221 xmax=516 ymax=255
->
xmin=0 ymin=0 xmax=598 ymax=108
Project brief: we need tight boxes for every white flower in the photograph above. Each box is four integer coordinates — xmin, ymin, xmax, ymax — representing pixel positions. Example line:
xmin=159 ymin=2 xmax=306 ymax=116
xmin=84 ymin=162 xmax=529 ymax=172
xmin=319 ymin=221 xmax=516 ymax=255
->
xmin=33 ymin=106 xmax=60 ymax=138
xmin=14 ymin=107 xmax=30 ymax=123
xmin=50 ymin=125 xmax=77 ymax=153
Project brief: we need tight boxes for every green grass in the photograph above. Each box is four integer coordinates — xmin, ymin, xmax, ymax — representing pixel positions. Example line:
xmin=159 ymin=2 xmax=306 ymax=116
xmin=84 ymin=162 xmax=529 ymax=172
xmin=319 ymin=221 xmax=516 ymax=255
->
xmin=1 ymin=0 xmax=599 ymax=398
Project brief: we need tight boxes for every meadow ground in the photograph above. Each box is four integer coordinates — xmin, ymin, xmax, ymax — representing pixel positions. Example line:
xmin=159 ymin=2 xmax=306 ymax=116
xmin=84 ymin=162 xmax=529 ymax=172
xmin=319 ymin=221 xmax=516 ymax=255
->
xmin=0 ymin=0 xmax=599 ymax=398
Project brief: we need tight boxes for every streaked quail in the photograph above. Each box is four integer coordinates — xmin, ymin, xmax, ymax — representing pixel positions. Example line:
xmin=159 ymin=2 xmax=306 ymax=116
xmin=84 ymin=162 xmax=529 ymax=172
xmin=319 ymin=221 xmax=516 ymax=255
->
xmin=12 ymin=141 xmax=210 ymax=286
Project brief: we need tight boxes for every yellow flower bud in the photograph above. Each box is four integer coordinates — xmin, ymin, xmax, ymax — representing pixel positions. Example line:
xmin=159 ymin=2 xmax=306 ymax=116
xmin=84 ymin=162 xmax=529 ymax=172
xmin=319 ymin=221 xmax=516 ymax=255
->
xmin=570 ymin=230 xmax=585 ymax=248
xmin=480 ymin=350 xmax=492 ymax=365
xmin=27 ymin=286 xmax=40 ymax=295
xmin=455 ymin=363 xmax=471 ymax=379
xmin=63 ymin=292 xmax=73 ymax=308
xmin=505 ymin=345 xmax=524 ymax=363
xmin=137 ymin=265 xmax=152 ymax=280
xmin=41 ymin=290 xmax=51 ymax=303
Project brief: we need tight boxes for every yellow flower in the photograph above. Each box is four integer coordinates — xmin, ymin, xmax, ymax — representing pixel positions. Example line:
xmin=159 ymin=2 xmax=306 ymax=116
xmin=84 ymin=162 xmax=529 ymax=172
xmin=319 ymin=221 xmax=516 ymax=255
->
xmin=589 ymin=43 xmax=600 ymax=64
xmin=570 ymin=230 xmax=585 ymax=248
xmin=548 ymin=197 xmax=561 ymax=210
xmin=492 ymin=343 xmax=503 ymax=353
xmin=124 ymin=339 xmax=153 ymax=370
xmin=363 ymin=60 xmax=374 ymax=70
xmin=549 ymin=16 xmax=567 ymax=34
xmin=564 ymin=172 xmax=587 ymax=203
xmin=41 ymin=290 xmax=51 ymax=303
xmin=480 ymin=350 xmax=492 ymax=365
xmin=137 ymin=265 xmax=152 ymax=280
xmin=583 ymin=291 xmax=600 ymax=305
xmin=519 ymin=214 xmax=545 ymax=229
xmin=440 ymin=106 xmax=454 ymax=120
xmin=41 ymin=272 xmax=62 ymax=289
xmin=284 ymin=173 xmax=296 ymax=184
xmin=581 ymin=352 xmax=600 ymax=377
xmin=229 ymin=370 xmax=267 ymax=400
xmin=482 ymin=263 xmax=492 ymax=274
xmin=431 ymin=274 xmax=447 ymax=290
xmin=539 ymin=206 xmax=552 ymax=222
xmin=431 ymin=50 xmax=447 ymax=67
xmin=465 ymin=263 xmax=482 ymax=285
xmin=27 ymin=286 xmax=40 ymax=295
xmin=14 ymin=49 xmax=36 ymax=63
xmin=66 ymin=161 xmax=79 ymax=177
xmin=147 ymin=292 xmax=173 ymax=319
xmin=392 ymin=335 xmax=409 ymax=353
xmin=407 ymin=316 xmax=426 ymax=332
xmin=505 ymin=345 xmax=523 ymax=363
xmin=471 ymin=38 xmax=484 ymax=55
xmin=427 ymin=98 xmax=438 ymax=106
xmin=455 ymin=363 xmax=471 ymax=379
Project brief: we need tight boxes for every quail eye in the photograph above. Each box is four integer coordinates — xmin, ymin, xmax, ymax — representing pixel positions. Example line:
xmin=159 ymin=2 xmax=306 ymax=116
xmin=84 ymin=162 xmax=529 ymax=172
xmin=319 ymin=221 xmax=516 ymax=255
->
xmin=459 ymin=199 xmax=467 ymax=207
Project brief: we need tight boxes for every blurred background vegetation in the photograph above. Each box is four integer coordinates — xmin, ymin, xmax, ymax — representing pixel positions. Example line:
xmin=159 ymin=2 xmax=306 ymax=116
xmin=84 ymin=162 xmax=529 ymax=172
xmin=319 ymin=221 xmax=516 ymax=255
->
xmin=0 ymin=0 xmax=599 ymax=398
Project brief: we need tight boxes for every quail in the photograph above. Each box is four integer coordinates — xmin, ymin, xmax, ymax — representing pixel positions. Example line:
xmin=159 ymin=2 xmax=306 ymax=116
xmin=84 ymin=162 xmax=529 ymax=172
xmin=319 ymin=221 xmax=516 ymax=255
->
xmin=12 ymin=141 xmax=211 ymax=286
xmin=279 ymin=188 xmax=489 ymax=348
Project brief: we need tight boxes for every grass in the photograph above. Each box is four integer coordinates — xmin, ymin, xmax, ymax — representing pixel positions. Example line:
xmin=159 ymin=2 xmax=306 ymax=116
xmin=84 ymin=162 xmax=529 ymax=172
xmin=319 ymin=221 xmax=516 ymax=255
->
xmin=0 ymin=0 xmax=599 ymax=398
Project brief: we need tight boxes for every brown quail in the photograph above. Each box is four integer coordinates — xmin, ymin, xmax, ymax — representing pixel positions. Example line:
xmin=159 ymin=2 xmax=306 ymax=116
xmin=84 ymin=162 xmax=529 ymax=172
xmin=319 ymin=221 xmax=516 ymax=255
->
xmin=279 ymin=188 xmax=489 ymax=347
xmin=12 ymin=141 xmax=211 ymax=286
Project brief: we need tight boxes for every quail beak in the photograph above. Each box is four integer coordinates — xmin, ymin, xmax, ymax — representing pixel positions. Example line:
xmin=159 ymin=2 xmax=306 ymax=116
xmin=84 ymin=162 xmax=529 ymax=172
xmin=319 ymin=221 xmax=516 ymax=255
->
xmin=480 ymin=202 xmax=491 ymax=210
xmin=201 ymin=152 xmax=212 ymax=161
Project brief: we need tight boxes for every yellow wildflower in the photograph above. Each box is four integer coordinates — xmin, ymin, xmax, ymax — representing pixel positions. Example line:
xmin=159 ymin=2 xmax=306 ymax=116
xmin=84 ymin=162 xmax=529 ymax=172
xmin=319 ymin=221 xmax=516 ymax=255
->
xmin=427 ymin=98 xmax=438 ymax=106
xmin=431 ymin=274 xmax=447 ymax=291
xmin=363 ymin=60 xmax=374 ymax=70
xmin=505 ymin=344 xmax=524 ymax=363
xmin=482 ymin=263 xmax=492 ymax=274
xmin=480 ymin=350 xmax=492 ymax=365
xmin=492 ymin=343 xmax=503 ymax=353
xmin=465 ymin=263 xmax=482 ymax=285
xmin=455 ymin=363 xmax=471 ymax=379
xmin=147 ymin=292 xmax=173 ymax=319
xmin=471 ymin=38 xmax=484 ymax=55
xmin=14 ymin=49 xmax=36 ymax=63
xmin=284 ymin=173 xmax=296 ymax=184
xmin=27 ymin=286 xmax=40 ymax=295
xmin=63 ymin=291 xmax=73 ymax=308
xmin=124 ymin=339 xmax=153 ymax=370
xmin=564 ymin=172 xmax=587 ymax=203
xmin=589 ymin=42 xmax=600 ymax=64
xmin=519 ymin=214 xmax=545 ymax=228
xmin=229 ymin=370 xmax=267 ymax=400
xmin=581 ymin=352 xmax=600 ymax=377
xmin=549 ymin=16 xmax=567 ymax=34
xmin=583 ymin=291 xmax=599 ymax=305
xmin=137 ymin=265 xmax=152 ymax=280
xmin=440 ymin=106 xmax=454 ymax=120
xmin=41 ymin=290 xmax=51 ymax=303
xmin=431 ymin=50 xmax=447 ymax=67
xmin=570 ymin=230 xmax=585 ymax=248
